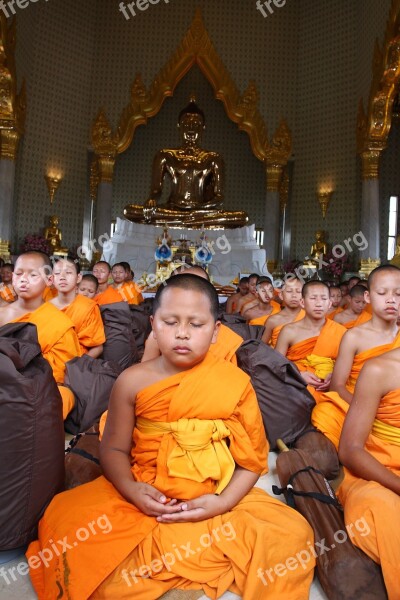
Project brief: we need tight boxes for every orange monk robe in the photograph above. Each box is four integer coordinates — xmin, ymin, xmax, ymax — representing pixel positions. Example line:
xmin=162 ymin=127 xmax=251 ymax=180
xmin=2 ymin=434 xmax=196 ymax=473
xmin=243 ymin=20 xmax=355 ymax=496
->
xmin=270 ymin=309 xmax=305 ymax=348
xmin=312 ymin=333 xmax=400 ymax=450
xmin=61 ymin=294 xmax=106 ymax=354
xmin=95 ymin=285 xmax=122 ymax=306
xmin=0 ymin=283 xmax=16 ymax=303
xmin=27 ymin=353 xmax=314 ymax=600
xmin=248 ymin=303 xmax=281 ymax=326
xmin=13 ymin=303 xmax=81 ymax=419
xmin=340 ymin=310 xmax=372 ymax=330
xmin=116 ymin=281 xmax=144 ymax=305
xmin=42 ymin=287 xmax=58 ymax=302
xmin=210 ymin=323 xmax=243 ymax=365
xmin=327 ymin=306 xmax=344 ymax=320
xmin=338 ymin=388 xmax=400 ymax=598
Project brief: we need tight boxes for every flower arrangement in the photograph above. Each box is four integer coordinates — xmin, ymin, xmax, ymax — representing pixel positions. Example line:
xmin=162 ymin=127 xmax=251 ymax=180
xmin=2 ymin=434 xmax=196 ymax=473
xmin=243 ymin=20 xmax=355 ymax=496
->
xmin=21 ymin=234 xmax=51 ymax=255
xmin=283 ymin=259 xmax=302 ymax=275
xmin=322 ymin=250 xmax=352 ymax=279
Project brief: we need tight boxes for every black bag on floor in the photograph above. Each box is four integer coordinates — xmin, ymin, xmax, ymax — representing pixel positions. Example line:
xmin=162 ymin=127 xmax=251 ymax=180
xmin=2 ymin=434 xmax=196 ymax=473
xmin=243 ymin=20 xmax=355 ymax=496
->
xmin=0 ymin=322 xmax=64 ymax=550
xmin=219 ymin=313 xmax=264 ymax=341
xmin=236 ymin=339 xmax=315 ymax=449
xmin=64 ymin=354 xmax=123 ymax=435
xmin=100 ymin=301 xmax=138 ymax=369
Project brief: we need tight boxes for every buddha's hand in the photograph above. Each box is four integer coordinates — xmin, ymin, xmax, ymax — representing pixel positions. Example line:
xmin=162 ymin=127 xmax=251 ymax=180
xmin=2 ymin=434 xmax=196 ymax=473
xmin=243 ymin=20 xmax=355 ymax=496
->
xmin=129 ymin=481 xmax=182 ymax=517
xmin=143 ymin=199 xmax=157 ymax=222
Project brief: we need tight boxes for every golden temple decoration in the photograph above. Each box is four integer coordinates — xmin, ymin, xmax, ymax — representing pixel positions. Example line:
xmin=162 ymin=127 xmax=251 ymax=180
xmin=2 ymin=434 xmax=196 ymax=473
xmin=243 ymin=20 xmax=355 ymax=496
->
xmin=91 ymin=110 xmax=118 ymax=183
xmin=266 ymin=163 xmax=283 ymax=192
xmin=317 ymin=190 xmax=333 ymax=219
xmin=90 ymin=157 xmax=100 ymax=202
xmin=0 ymin=15 xmax=26 ymax=161
xmin=359 ymin=257 xmax=381 ymax=277
xmin=0 ymin=238 xmax=11 ymax=262
xmin=45 ymin=173 xmax=62 ymax=206
xmin=279 ymin=168 xmax=289 ymax=212
xmin=357 ymin=0 xmax=400 ymax=179
xmin=91 ymin=9 xmax=292 ymax=180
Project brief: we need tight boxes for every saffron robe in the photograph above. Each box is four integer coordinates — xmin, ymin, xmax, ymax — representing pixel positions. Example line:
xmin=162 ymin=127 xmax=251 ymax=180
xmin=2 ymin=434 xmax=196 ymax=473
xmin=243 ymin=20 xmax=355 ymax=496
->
xmin=42 ymin=287 xmax=58 ymax=302
xmin=95 ymin=285 xmax=122 ymax=306
xmin=116 ymin=282 xmax=143 ymax=305
xmin=13 ymin=302 xmax=81 ymax=418
xmin=270 ymin=309 xmax=305 ymax=348
xmin=312 ymin=333 xmax=400 ymax=449
xmin=211 ymin=323 xmax=243 ymax=365
xmin=27 ymin=353 xmax=315 ymax=600
xmin=61 ymin=294 xmax=106 ymax=354
xmin=335 ymin=310 xmax=371 ymax=330
xmin=337 ymin=388 xmax=400 ymax=599
xmin=0 ymin=283 xmax=16 ymax=303
xmin=248 ymin=303 xmax=281 ymax=326
xmin=327 ymin=307 xmax=343 ymax=320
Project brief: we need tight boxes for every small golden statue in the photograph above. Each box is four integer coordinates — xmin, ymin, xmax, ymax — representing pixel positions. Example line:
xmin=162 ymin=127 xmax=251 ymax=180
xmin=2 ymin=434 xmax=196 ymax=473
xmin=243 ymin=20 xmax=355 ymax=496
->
xmin=310 ymin=230 xmax=328 ymax=261
xmin=124 ymin=97 xmax=248 ymax=229
xmin=44 ymin=215 xmax=68 ymax=254
xmin=390 ymin=234 xmax=400 ymax=268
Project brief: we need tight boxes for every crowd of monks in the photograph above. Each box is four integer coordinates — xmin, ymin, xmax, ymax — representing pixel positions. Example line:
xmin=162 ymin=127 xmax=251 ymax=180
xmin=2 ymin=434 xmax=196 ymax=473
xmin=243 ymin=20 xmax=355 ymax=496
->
xmin=1 ymin=253 xmax=400 ymax=599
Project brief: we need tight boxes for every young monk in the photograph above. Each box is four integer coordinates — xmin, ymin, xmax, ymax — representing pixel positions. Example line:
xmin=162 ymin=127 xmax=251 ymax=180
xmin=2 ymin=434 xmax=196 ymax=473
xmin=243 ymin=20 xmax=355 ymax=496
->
xmin=0 ymin=262 xmax=16 ymax=303
xmin=142 ymin=264 xmax=243 ymax=365
xmin=226 ymin=276 xmax=249 ymax=314
xmin=326 ymin=285 xmax=343 ymax=319
xmin=338 ymin=348 xmax=400 ymax=598
xmin=275 ymin=281 xmax=346 ymax=399
xmin=340 ymin=276 xmax=360 ymax=308
xmin=333 ymin=284 xmax=370 ymax=329
xmin=312 ymin=265 xmax=400 ymax=449
xmin=261 ymin=276 xmax=304 ymax=347
xmin=51 ymin=258 xmax=105 ymax=358
xmin=27 ymin=274 xmax=314 ymax=599
xmin=111 ymin=261 xmax=143 ymax=305
xmin=0 ymin=251 xmax=81 ymax=419
xmin=235 ymin=273 xmax=259 ymax=314
xmin=77 ymin=273 xmax=99 ymax=299
xmin=93 ymin=261 xmax=122 ymax=305
xmin=242 ymin=277 xmax=281 ymax=326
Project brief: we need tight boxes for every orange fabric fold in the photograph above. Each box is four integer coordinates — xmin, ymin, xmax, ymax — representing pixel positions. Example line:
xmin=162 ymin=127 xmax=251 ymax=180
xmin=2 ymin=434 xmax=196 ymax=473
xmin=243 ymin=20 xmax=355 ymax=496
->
xmin=340 ymin=310 xmax=372 ymax=330
xmin=61 ymin=294 xmax=105 ymax=353
xmin=95 ymin=285 xmax=123 ymax=305
xmin=116 ymin=282 xmax=144 ymax=305
xmin=0 ymin=283 xmax=16 ymax=303
xmin=248 ymin=303 xmax=280 ymax=326
xmin=270 ymin=309 xmax=305 ymax=348
xmin=27 ymin=353 xmax=314 ymax=600
xmin=210 ymin=323 xmax=243 ymax=365
xmin=286 ymin=319 xmax=345 ymax=372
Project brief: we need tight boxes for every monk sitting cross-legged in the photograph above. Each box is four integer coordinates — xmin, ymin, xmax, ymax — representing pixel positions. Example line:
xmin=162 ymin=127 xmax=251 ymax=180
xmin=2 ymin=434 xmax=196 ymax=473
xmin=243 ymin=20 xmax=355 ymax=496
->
xmin=27 ymin=273 xmax=315 ymax=599
xmin=242 ymin=277 xmax=281 ymax=326
xmin=275 ymin=280 xmax=346 ymax=402
xmin=51 ymin=257 xmax=106 ymax=358
xmin=0 ymin=251 xmax=81 ymax=419
xmin=261 ymin=276 xmax=304 ymax=347
xmin=333 ymin=284 xmax=371 ymax=329
xmin=338 ymin=347 xmax=400 ymax=598
xmin=312 ymin=265 xmax=400 ymax=450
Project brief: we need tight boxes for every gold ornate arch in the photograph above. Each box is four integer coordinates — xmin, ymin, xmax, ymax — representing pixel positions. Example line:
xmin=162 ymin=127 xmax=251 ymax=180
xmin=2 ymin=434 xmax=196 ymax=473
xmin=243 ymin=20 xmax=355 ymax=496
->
xmin=91 ymin=9 xmax=291 ymax=194
xmin=357 ymin=0 xmax=400 ymax=178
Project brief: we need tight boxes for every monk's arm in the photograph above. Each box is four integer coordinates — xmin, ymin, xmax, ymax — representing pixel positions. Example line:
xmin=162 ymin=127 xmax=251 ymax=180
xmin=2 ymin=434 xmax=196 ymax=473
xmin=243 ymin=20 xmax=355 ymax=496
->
xmin=226 ymin=295 xmax=235 ymax=314
xmin=87 ymin=344 xmax=103 ymax=359
xmin=329 ymin=331 xmax=357 ymax=403
xmin=339 ymin=360 xmax=400 ymax=495
xmin=141 ymin=333 xmax=161 ymax=362
xmin=275 ymin=326 xmax=291 ymax=355
xmin=261 ymin=316 xmax=277 ymax=345
xmin=241 ymin=299 xmax=257 ymax=315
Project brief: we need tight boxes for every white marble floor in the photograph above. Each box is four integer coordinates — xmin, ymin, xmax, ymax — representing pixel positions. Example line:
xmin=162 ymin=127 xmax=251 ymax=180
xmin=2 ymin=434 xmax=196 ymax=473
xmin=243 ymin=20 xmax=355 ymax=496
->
xmin=0 ymin=453 xmax=328 ymax=600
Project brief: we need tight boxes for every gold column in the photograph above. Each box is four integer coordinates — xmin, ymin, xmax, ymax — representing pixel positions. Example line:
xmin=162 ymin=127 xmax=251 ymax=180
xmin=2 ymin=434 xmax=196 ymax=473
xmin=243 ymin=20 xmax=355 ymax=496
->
xmin=0 ymin=128 xmax=20 ymax=161
xmin=266 ymin=163 xmax=283 ymax=192
xmin=360 ymin=149 xmax=381 ymax=180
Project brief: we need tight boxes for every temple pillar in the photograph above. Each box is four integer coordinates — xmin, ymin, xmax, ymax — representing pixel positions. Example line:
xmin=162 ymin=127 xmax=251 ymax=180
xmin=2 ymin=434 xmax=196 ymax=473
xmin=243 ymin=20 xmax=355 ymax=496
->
xmin=0 ymin=129 xmax=20 ymax=256
xmin=359 ymin=150 xmax=381 ymax=276
xmin=263 ymin=163 xmax=283 ymax=272
xmin=95 ymin=154 xmax=116 ymax=242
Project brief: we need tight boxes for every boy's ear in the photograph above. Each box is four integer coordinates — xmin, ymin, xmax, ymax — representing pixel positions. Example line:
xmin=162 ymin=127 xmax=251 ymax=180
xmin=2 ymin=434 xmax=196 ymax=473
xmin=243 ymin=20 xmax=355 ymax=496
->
xmin=300 ymin=297 xmax=305 ymax=309
xmin=364 ymin=290 xmax=371 ymax=304
xmin=278 ymin=290 xmax=284 ymax=301
xmin=211 ymin=320 xmax=221 ymax=344
xmin=149 ymin=315 xmax=156 ymax=338
xmin=76 ymin=273 xmax=82 ymax=285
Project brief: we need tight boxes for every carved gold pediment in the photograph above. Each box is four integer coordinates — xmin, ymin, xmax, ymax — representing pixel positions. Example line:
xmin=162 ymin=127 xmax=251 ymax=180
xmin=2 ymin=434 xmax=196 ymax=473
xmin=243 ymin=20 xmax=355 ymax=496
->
xmin=91 ymin=9 xmax=291 ymax=183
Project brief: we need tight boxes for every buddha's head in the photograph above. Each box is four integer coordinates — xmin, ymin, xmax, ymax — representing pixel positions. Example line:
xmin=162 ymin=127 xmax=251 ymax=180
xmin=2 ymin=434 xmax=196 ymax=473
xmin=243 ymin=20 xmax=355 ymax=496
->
xmin=178 ymin=97 xmax=205 ymax=145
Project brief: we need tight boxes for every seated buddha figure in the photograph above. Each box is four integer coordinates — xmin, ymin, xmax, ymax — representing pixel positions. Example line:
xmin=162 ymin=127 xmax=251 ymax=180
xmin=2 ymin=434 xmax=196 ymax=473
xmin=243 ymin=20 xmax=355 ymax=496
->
xmin=44 ymin=215 xmax=68 ymax=254
xmin=124 ymin=98 xmax=248 ymax=229
xmin=310 ymin=229 xmax=328 ymax=262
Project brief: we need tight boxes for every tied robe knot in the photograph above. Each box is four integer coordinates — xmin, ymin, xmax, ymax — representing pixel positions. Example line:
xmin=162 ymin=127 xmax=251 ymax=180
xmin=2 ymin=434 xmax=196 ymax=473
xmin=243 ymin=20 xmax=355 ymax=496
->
xmin=298 ymin=354 xmax=335 ymax=380
xmin=135 ymin=416 xmax=235 ymax=494
xmin=372 ymin=418 xmax=400 ymax=447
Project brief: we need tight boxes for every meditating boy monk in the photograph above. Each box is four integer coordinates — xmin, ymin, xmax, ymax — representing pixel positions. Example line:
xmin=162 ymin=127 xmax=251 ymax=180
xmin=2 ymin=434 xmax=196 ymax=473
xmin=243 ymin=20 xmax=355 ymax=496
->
xmin=93 ymin=261 xmax=122 ymax=305
xmin=0 ymin=251 xmax=81 ymax=418
xmin=312 ymin=265 xmax=400 ymax=449
xmin=51 ymin=258 xmax=105 ymax=358
xmin=338 ymin=347 xmax=400 ymax=598
xmin=27 ymin=274 xmax=314 ymax=600
xmin=326 ymin=285 xmax=343 ymax=319
xmin=226 ymin=276 xmax=249 ymax=314
xmin=112 ymin=262 xmax=143 ymax=305
xmin=261 ymin=276 xmax=304 ymax=347
xmin=235 ymin=273 xmax=259 ymax=314
xmin=0 ymin=263 xmax=16 ymax=303
xmin=142 ymin=265 xmax=243 ymax=365
xmin=333 ymin=284 xmax=371 ymax=329
xmin=275 ymin=281 xmax=346 ymax=400
xmin=242 ymin=277 xmax=281 ymax=326
xmin=77 ymin=273 xmax=99 ymax=299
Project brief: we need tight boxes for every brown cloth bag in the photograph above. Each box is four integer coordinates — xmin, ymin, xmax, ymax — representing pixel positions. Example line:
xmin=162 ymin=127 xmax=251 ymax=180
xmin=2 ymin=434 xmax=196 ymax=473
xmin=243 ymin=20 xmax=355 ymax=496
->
xmin=65 ymin=424 xmax=102 ymax=489
xmin=129 ymin=300 xmax=153 ymax=357
xmin=219 ymin=313 xmax=264 ymax=341
xmin=100 ymin=301 xmax=138 ymax=369
xmin=273 ymin=444 xmax=387 ymax=600
xmin=0 ymin=322 xmax=65 ymax=550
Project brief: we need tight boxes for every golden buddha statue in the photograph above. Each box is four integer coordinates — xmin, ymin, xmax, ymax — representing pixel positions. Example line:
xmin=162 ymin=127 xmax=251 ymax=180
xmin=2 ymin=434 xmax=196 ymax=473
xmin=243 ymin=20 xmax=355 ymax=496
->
xmin=310 ymin=229 xmax=328 ymax=261
xmin=390 ymin=234 xmax=400 ymax=268
xmin=44 ymin=215 xmax=68 ymax=254
xmin=124 ymin=98 xmax=248 ymax=229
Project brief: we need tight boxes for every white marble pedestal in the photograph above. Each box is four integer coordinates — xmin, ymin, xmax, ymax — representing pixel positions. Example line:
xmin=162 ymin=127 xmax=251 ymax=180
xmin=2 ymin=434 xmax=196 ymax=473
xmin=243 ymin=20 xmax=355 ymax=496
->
xmin=102 ymin=218 xmax=271 ymax=285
